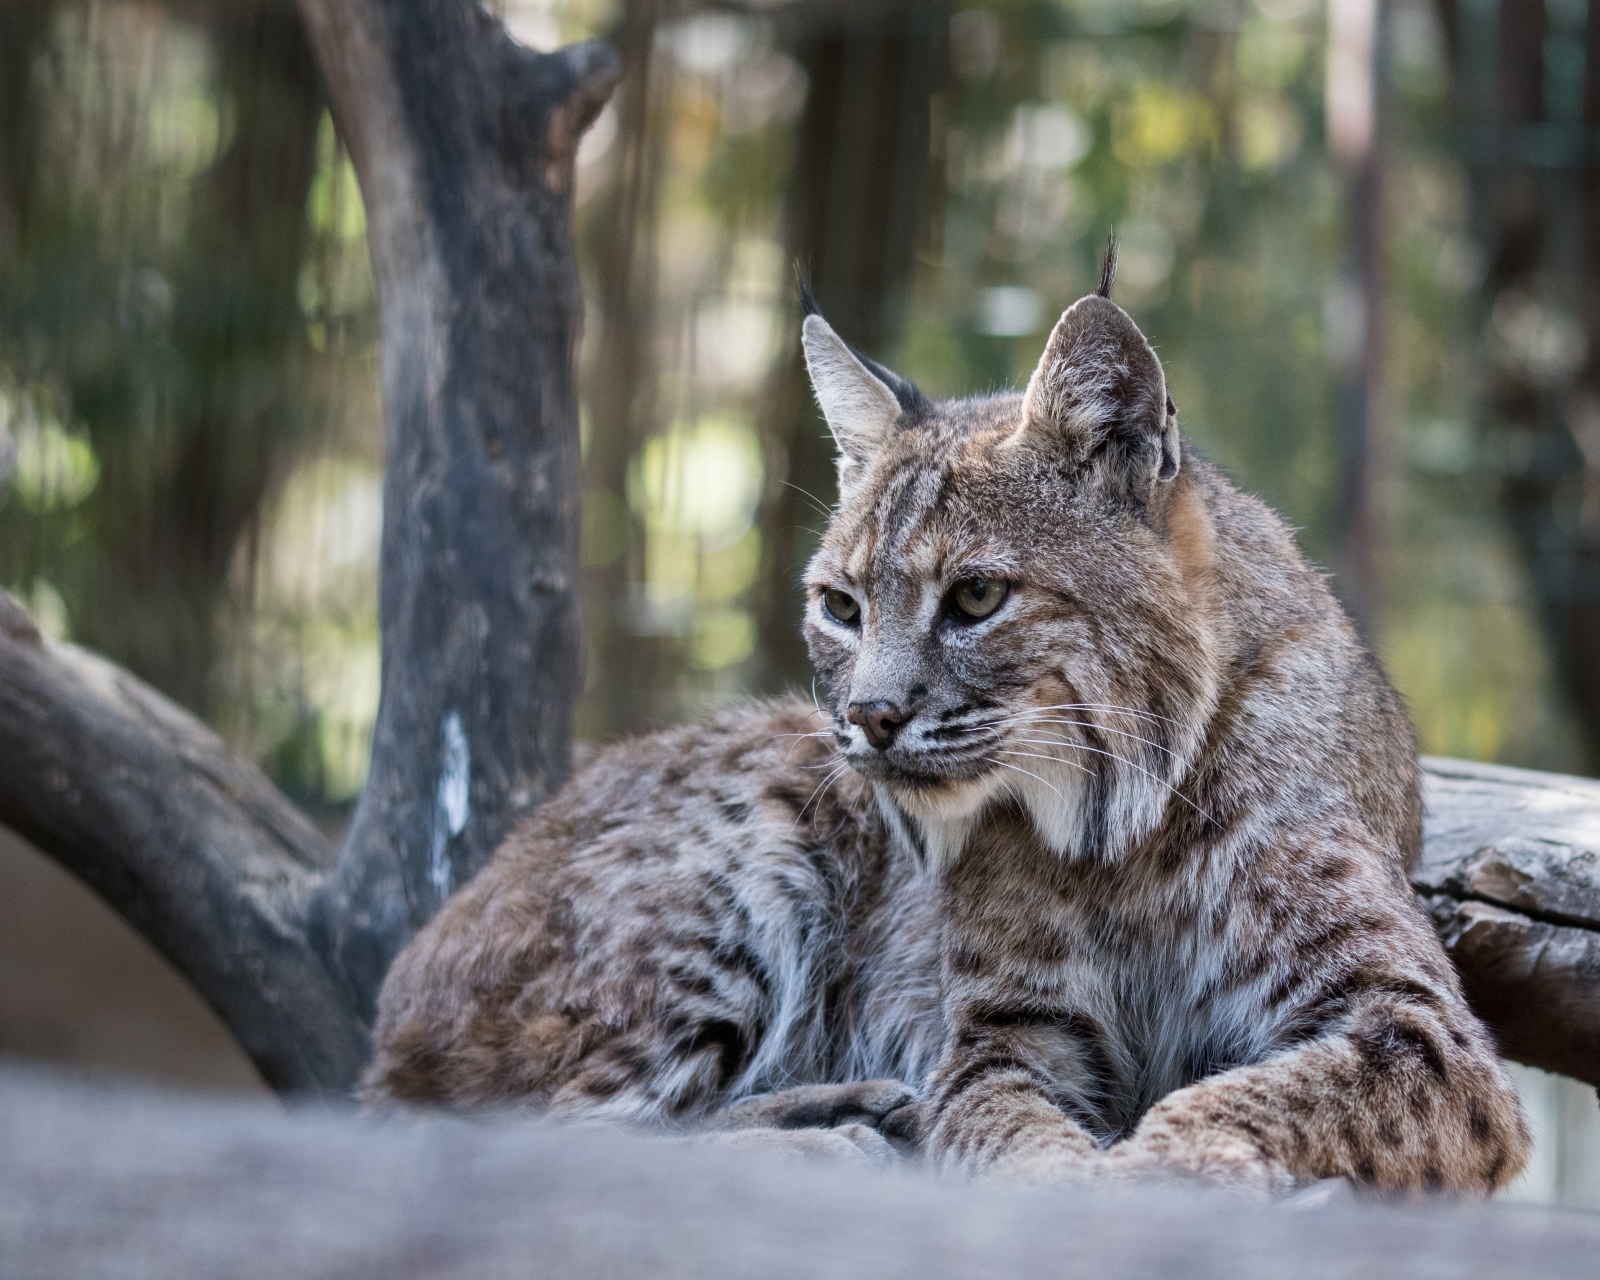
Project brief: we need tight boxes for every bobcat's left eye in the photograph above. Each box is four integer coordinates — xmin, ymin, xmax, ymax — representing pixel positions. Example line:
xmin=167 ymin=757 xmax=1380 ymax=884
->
xmin=823 ymin=588 xmax=861 ymax=625
xmin=951 ymin=577 xmax=1008 ymax=621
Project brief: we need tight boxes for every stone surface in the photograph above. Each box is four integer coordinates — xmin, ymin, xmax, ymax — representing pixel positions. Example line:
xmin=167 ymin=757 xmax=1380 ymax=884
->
xmin=4 ymin=1063 xmax=1599 ymax=1280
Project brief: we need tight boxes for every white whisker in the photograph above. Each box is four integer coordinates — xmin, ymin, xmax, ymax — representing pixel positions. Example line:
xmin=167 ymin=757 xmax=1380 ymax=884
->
xmin=793 ymin=762 xmax=850 ymax=829
xmin=784 ymin=480 xmax=835 ymax=521
xmin=990 ymin=758 xmax=1068 ymax=801
xmin=779 ymin=729 xmax=838 ymax=765
xmin=1041 ymin=741 xmax=1213 ymax=823
xmin=776 ymin=730 xmax=836 ymax=757
xmin=999 ymin=720 xmax=1185 ymax=761
xmin=996 ymin=702 xmax=1186 ymax=728
xmin=996 ymin=749 xmax=1094 ymax=779
xmin=805 ymin=765 xmax=851 ymax=823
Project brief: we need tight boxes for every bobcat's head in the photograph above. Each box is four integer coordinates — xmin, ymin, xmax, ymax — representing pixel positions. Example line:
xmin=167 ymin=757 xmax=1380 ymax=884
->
xmin=800 ymin=257 xmax=1222 ymax=871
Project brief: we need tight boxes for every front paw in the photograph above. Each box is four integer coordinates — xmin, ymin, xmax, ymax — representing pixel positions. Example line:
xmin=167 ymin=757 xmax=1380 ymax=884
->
xmin=717 ymin=1079 xmax=915 ymax=1133
xmin=984 ymin=1146 xmax=1105 ymax=1189
xmin=1099 ymin=1128 xmax=1295 ymax=1199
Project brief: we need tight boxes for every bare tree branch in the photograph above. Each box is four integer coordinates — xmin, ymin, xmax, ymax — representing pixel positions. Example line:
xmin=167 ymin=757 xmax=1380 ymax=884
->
xmin=0 ymin=593 xmax=360 ymax=1091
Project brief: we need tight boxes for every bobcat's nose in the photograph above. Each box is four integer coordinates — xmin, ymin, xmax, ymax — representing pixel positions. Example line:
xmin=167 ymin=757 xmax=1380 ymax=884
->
xmin=848 ymin=700 xmax=907 ymax=751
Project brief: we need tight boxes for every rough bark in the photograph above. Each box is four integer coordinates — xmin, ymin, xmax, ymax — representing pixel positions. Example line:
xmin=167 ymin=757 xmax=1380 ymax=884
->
xmin=4 ymin=1062 xmax=1598 ymax=1279
xmin=295 ymin=0 xmax=618 ymax=1023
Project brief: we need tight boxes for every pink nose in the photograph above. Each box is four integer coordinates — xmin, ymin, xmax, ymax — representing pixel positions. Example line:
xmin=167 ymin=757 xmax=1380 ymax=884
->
xmin=848 ymin=700 xmax=906 ymax=750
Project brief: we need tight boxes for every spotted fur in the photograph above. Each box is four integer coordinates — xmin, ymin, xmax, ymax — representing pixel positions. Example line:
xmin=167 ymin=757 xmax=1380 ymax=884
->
xmin=364 ymin=269 xmax=1528 ymax=1196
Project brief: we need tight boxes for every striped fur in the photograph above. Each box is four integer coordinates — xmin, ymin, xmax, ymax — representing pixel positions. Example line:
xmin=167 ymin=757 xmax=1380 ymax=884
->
xmin=363 ymin=284 xmax=1528 ymax=1196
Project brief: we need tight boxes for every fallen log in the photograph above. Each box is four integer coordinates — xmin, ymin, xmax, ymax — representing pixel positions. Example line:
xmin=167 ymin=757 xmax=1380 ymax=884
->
xmin=1417 ymin=758 xmax=1600 ymax=1087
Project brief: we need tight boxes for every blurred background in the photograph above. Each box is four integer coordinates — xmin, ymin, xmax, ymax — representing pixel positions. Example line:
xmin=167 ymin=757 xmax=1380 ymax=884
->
xmin=0 ymin=0 xmax=1597 ymax=1206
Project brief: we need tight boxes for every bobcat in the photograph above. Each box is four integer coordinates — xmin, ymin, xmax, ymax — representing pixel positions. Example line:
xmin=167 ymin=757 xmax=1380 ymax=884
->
xmin=363 ymin=250 xmax=1529 ymax=1195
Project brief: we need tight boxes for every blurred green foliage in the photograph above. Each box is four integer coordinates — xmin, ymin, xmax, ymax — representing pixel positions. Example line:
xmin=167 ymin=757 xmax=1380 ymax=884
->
xmin=0 ymin=0 xmax=1588 ymax=828
xmin=0 ymin=2 xmax=382 ymax=814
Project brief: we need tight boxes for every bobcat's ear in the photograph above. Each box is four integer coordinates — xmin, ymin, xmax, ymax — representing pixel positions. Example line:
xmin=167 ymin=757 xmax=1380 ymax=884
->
xmin=1016 ymin=253 xmax=1180 ymax=491
xmin=799 ymin=284 xmax=926 ymax=496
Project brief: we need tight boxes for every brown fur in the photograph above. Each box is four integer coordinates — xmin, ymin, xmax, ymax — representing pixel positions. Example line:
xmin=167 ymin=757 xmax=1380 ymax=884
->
xmin=364 ymin=273 xmax=1529 ymax=1197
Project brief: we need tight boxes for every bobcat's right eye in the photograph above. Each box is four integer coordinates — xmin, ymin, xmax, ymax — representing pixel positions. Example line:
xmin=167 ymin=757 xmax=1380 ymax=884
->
xmin=951 ymin=576 xmax=1008 ymax=621
xmin=823 ymin=588 xmax=860 ymax=625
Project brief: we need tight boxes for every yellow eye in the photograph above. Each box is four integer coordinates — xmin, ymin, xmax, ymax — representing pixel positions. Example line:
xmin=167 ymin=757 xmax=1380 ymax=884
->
xmin=952 ymin=577 xmax=1007 ymax=620
xmin=823 ymin=588 xmax=860 ymax=624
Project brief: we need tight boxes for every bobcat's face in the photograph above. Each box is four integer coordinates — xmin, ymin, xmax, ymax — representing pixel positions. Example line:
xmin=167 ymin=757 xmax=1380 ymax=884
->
xmin=800 ymin=285 xmax=1219 ymax=870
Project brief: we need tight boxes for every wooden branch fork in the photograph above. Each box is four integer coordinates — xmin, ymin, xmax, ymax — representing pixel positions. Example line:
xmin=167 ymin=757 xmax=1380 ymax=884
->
xmin=2 ymin=0 xmax=618 ymax=1094
xmin=0 ymin=8 xmax=1596 ymax=1263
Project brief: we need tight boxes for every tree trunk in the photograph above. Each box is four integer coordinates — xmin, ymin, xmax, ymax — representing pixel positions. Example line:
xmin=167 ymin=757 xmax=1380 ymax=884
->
xmin=293 ymin=0 xmax=617 ymax=1035
xmin=1438 ymin=0 xmax=1600 ymax=770
xmin=580 ymin=0 xmax=673 ymax=739
xmin=756 ymin=1 xmax=950 ymax=693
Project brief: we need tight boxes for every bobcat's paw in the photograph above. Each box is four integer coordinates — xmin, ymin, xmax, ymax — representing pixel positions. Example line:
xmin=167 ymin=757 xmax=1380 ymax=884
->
xmin=983 ymin=1146 xmax=1103 ymax=1189
xmin=716 ymin=1079 xmax=915 ymax=1133
xmin=707 ymin=1122 xmax=895 ymax=1169
xmin=1098 ymin=1127 xmax=1295 ymax=1199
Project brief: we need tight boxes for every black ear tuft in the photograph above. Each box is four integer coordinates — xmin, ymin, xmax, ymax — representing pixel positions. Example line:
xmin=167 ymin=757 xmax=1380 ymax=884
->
xmin=1097 ymin=230 xmax=1118 ymax=299
xmin=796 ymin=262 xmax=820 ymax=318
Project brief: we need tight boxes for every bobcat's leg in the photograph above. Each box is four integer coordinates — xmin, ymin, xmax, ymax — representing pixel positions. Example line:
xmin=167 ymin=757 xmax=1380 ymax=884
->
xmin=700 ymin=1080 xmax=917 ymax=1168
xmin=918 ymin=843 xmax=1110 ymax=1184
xmin=711 ymin=1079 xmax=916 ymax=1133
xmin=1102 ymin=986 xmax=1530 ymax=1198
xmin=919 ymin=1026 xmax=1104 ymax=1184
